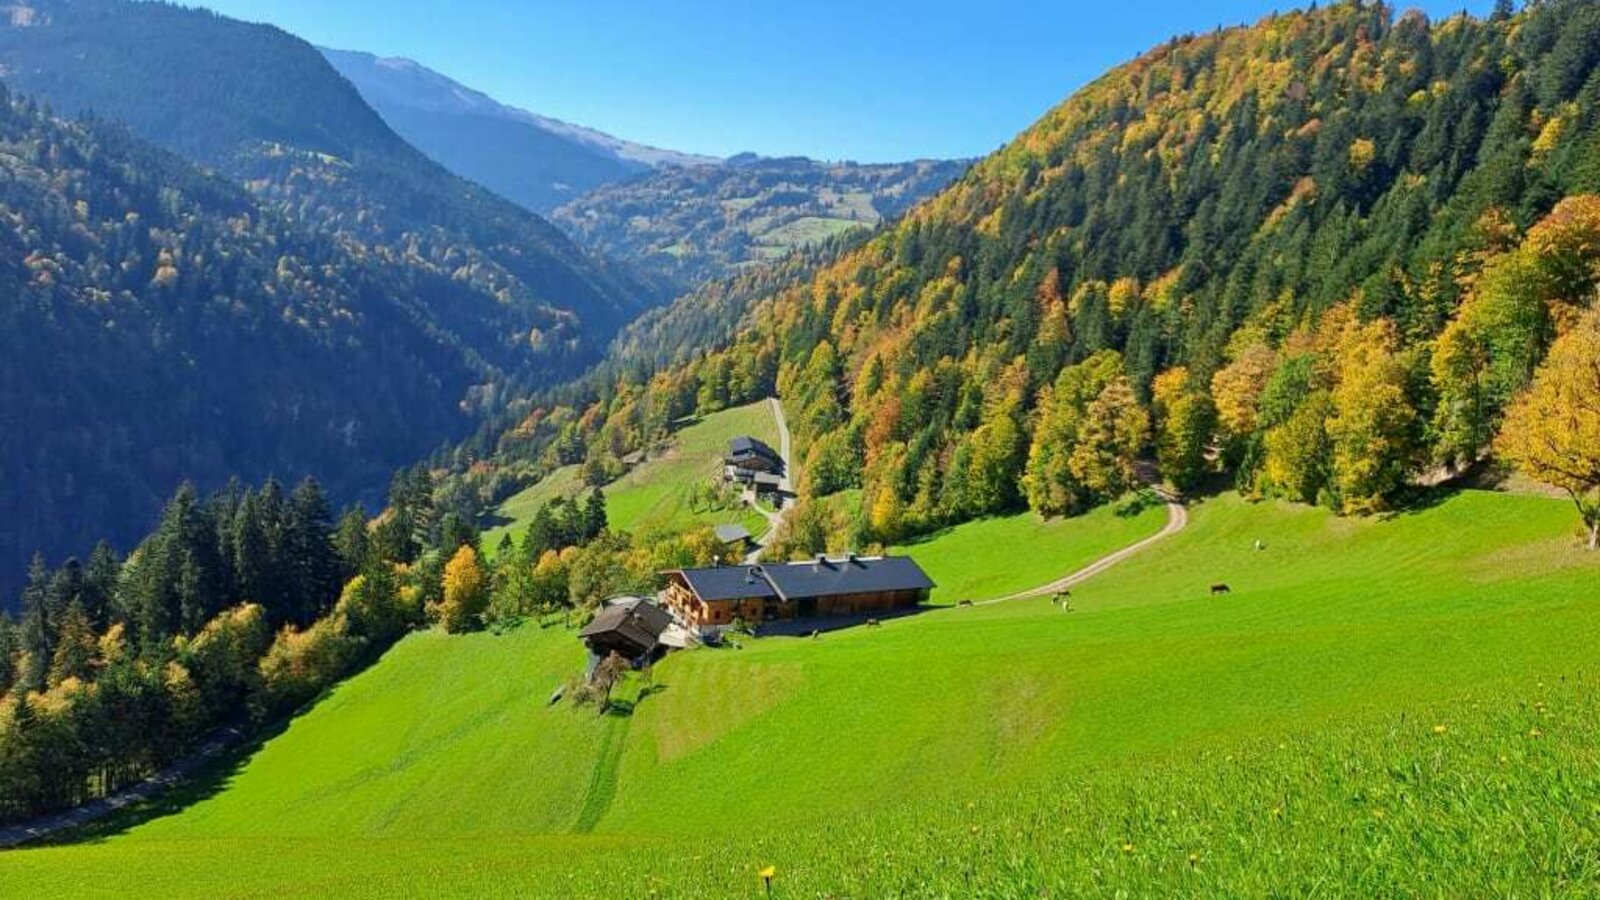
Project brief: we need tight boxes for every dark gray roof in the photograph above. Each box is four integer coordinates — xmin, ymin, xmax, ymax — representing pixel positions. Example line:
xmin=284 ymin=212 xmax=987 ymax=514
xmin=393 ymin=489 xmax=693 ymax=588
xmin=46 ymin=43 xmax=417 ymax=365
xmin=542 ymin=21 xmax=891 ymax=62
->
xmin=714 ymin=524 xmax=753 ymax=543
xmin=753 ymin=472 xmax=783 ymax=487
xmin=673 ymin=556 xmax=934 ymax=603
xmin=728 ymin=436 xmax=780 ymax=460
xmin=581 ymin=600 xmax=672 ymax=648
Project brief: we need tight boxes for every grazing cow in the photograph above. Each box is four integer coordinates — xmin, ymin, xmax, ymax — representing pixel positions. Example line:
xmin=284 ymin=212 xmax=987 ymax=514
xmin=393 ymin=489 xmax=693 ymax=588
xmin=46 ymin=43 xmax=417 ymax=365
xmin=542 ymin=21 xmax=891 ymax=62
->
xmin=1210 ymin=583 xmax=1232 ymax=595
xmin=958 ymin=599 xmax=974 ymax=607
xmin=866 ymin=618 xmax=882 ymax=628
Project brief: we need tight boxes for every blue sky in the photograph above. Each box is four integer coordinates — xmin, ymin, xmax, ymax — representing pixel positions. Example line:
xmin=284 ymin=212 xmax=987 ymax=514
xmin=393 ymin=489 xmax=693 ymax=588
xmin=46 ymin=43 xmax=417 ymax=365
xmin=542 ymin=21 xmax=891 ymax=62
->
xmin=202 ymin=0 xmax=1495 ymax=163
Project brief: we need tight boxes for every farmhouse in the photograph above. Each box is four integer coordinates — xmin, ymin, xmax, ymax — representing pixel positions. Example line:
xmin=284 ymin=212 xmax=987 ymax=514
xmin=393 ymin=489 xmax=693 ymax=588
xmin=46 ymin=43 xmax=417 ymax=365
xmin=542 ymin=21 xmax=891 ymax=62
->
xmin=726 ymin=436 xmax=782 ymax=474
xmin=580 ymin=596 xmax=674 ymax=661
xmin=661 ymin=555 xmax=934 ymax=630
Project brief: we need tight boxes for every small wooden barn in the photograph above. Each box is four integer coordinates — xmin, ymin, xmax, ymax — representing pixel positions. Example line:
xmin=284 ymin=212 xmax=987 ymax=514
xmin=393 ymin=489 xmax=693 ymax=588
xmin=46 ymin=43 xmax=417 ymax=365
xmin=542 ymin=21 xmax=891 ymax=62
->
xmin=661 ymin=555 xmax=934 ymax=630
xmin=580 ymin=597 xmax=674 ymax=661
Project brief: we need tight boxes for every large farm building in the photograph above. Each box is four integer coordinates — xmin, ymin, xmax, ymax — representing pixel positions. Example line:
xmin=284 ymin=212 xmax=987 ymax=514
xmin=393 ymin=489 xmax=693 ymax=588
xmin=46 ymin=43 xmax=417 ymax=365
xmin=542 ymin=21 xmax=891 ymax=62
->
xmin=662 ymin=555 xmax=934 ymax=630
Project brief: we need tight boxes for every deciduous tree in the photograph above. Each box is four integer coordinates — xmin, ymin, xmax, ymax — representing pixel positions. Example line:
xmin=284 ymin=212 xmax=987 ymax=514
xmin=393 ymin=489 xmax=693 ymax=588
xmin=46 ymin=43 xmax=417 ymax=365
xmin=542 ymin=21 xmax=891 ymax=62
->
xmin=1499 ymin=309 xmax=1600 ymax=549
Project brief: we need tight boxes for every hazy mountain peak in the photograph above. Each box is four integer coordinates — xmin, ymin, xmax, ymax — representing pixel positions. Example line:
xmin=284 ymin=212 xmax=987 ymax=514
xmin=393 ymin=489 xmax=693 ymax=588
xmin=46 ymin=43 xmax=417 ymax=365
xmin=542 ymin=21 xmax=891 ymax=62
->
xmin=321 ymin=46 xmax=718 ymax=212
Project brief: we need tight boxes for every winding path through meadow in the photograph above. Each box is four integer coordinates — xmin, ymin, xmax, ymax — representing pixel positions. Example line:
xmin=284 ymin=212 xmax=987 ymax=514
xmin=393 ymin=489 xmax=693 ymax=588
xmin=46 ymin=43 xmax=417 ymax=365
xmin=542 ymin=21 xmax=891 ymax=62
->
xmin=980 ymin=492 xmax=1189 ymax=605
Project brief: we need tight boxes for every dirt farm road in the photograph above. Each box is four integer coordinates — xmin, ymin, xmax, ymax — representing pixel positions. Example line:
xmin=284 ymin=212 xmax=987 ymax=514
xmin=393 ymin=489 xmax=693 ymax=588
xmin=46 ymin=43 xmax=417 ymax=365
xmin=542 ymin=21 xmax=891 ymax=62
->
xmin=982 ymin=493 xmax=1189 ymax=604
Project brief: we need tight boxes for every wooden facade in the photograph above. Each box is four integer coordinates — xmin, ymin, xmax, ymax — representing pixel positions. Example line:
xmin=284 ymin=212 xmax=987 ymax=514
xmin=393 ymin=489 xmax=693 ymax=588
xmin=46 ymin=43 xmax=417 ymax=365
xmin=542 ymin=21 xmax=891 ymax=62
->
xmin=661 ymin=558 xmax=932 ymax=630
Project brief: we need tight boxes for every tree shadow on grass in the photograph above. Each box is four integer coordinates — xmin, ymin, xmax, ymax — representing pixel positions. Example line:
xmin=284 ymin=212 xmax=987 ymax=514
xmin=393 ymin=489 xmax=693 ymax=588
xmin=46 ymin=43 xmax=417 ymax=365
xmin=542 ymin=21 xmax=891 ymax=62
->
xmin=28 ymin=716 xmax=291 ymax=847
xmin=1380 ymin=461 xmax=1513 ymax=521
xmin=26 ymin=636 xmax=420 ymax=848
xmin=600 ymin=683 xmax=667 ymax=718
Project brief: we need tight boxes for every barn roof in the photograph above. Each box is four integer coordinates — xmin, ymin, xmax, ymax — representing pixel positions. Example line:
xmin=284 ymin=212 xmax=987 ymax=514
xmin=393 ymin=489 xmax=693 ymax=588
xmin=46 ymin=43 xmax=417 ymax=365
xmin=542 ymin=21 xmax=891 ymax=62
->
xmin=714 ymin=523 xmax=753 ymax=543
xmin=671 ymin=556 xmax=935 ymax=603
xmin=580 ymin=600 xmax=673 ymax=651
xmin=728 ymin=436 xmax=780 ymax=461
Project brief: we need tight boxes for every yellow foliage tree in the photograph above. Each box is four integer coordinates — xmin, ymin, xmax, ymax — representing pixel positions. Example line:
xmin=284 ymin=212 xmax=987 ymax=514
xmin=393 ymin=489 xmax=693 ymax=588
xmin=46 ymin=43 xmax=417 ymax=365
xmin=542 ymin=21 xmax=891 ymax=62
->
xmin=1499 ymin=309 xmax=1600 ymax=550
xmin=1210 ymin=342 xmax=1276 ymax=458
xmin=1327 ymin=316 xmax=1417 ymax=513
xmin=437 ymin=545 xmax=489 ymax=633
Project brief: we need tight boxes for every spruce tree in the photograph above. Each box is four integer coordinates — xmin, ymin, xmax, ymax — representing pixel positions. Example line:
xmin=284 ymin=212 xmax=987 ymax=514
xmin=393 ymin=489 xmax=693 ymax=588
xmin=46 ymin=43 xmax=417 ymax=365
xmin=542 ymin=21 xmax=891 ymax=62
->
xmin=285 ymin=478 xmax=339 ymax=624
xmin=333 ymin=505 xmax=370 ymax=582
xmin=17 ymin=556 xmax=51 ymax=692
xmin=46 ymin=601 xmax=97 ymax=687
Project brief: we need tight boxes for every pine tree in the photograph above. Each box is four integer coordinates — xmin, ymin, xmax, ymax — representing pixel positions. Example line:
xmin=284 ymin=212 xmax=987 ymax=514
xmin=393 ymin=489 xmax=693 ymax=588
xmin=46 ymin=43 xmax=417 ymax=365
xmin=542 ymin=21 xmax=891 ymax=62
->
xmin=82 ymin=542 xmax=121 ymax=632
xmin=285 ymin=478 xmax=340 ymax=625
xmin=231 ymin=490 xmax=271 ymax=612
xmin=17 ymin=556 xmax=51 ymax=692
xmin=333 ymin=505 xmax=370 ymax=582
xmin=582 ymin=489 xmax=608 ymax=541
xmin=46 ymin=601 xmax=98 ymax=687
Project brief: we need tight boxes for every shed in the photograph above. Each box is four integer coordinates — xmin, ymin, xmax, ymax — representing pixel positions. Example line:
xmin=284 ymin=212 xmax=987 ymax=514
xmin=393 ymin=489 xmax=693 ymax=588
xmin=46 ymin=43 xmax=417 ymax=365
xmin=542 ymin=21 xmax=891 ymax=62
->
xmin=714 ymin=523 xmax=753 ymax=546
xmin=580 ymin=599 xmax=674 ymax=661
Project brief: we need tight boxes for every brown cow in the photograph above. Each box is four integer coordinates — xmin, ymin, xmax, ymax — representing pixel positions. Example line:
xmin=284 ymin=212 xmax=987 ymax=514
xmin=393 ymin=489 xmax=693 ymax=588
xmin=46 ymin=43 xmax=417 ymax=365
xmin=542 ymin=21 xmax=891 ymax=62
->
xmin=1210 ymin=583 xmax=1232 ymax=595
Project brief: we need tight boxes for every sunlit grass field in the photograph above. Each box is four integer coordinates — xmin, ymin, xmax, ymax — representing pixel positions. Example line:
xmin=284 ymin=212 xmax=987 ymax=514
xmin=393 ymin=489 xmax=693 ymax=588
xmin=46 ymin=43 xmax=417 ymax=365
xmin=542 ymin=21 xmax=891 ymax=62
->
xmin=892 ymin=493 xmax=1167 ymax=603
xmin=481 ymin=400 xmax=777 ymax=556
xmin=6 ymin=490 xmax=1599 ymax=897
xmin=603 ymin=400 xmax=777 ymax=538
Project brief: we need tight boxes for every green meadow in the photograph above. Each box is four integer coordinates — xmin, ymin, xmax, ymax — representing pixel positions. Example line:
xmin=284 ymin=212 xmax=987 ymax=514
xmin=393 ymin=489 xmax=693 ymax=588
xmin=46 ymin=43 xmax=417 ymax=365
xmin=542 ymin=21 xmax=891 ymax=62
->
xmin=481 ymin=400 xmax=778 ymax=556
xmin=6 ymin=489 xmax=1599 ymax=896
xmin=892 ymin=492 xmax=1167 ymax=603
xmin=603 ymin=400 xmax=777 ymax=538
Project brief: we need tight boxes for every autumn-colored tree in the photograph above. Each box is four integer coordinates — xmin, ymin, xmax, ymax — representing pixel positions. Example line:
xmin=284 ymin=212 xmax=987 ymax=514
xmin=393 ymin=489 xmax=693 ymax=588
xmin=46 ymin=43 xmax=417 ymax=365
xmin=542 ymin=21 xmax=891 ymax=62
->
xmin=1261 ymin=392 xmax=1334 ymax=505
xmin=435 ymin=545 xmax=489 ymax=633
xmin=1153 ymin=367 xmax=1217 ymax=493
xmin=1498 ymin=309 xmax=1600 ymax=549
xmin=1327 ymin=317 xmax=1418 ymax=513
xmin=1024 ymin=351 xmax=1127 ymax=515
xmin=1210 ymin=342 xmax=1276 ymax=462
xmin=1067 ymin=377 xmax=1150 ymax=500
xmin=1432 ymin=195 xmax=1600 ymax=462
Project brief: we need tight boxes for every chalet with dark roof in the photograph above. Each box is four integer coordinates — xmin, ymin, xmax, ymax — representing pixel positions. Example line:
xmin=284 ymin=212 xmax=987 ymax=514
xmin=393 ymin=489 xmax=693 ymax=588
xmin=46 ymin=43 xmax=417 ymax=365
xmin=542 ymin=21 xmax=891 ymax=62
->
xmin=726 ymin=436 xmax=782 ymax=474
xmin=580 ymin=597 xmax=674 ymax=661
xmin=661 ymin=555 xmax=934 ymax=630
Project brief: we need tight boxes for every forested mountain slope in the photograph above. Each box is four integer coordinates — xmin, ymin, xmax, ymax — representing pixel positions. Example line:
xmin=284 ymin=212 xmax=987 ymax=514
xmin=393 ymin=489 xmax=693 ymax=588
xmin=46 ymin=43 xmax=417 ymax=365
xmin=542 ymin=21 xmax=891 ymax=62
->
xmin=551 ymin=154 xmax=969 ymax=288
xmin=0 ymin=0 xmax=662 ymax=369
xmin=321 ymin=48 xmax=716 ymax=214
xmin=0 ymin=0 xmax=669 ymax=595
xmin=0 ymin=86 xmax=525 ymax=599
xmin=451 ymin=0 xmax=1600 ymax=549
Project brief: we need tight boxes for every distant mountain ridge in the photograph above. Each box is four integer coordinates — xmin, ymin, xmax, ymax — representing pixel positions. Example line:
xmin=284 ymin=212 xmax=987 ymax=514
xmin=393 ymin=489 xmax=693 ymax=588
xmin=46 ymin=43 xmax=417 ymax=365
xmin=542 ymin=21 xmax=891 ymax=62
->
xmin=321 ymin=47 xmax=717 ymax=212
xmin=550 ymin=153 xmax=970 ymax=287
xmin=0 ymin=0 xmax=669 ymax=597
xmin=319 ymin=48 xmax=966 ymax=289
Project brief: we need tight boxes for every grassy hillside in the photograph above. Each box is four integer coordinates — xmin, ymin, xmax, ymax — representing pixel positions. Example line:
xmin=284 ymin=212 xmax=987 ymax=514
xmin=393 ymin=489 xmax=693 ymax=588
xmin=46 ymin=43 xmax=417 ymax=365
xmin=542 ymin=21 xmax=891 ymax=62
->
xmin=892 ymin=493 xmax=1168 ymax=603
xmin=481 ymin=400 xmax=779 ymax=555
xmin=7 ymin=489 xmax=1598 ymax=895
xmin=604 ymin=401 xmax=778 ymax=538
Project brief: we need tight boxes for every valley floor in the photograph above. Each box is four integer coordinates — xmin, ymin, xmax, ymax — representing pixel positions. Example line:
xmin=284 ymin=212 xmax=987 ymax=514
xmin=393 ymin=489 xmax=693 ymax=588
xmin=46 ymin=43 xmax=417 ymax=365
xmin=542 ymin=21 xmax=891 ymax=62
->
xmin=4 ymin=489 xmax=1598 ymax=896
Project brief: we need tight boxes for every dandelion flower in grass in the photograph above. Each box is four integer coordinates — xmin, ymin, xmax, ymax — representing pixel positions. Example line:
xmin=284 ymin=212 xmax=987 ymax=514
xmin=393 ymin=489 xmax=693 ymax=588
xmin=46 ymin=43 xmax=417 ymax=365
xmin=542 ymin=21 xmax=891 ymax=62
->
xmin=1121 ymin=842 xmax=1135 ymax=853
xmin=758 ymin=865 xmax=776 ymax=880
xmin=1529 ymin=727 xmax=1544 ymax=738
xmin=1432 ymin=724 xmax=1448 ymax=735
xmin=1187 ymin=853 xmax=1200 ymax=867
